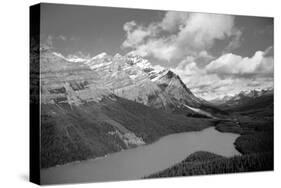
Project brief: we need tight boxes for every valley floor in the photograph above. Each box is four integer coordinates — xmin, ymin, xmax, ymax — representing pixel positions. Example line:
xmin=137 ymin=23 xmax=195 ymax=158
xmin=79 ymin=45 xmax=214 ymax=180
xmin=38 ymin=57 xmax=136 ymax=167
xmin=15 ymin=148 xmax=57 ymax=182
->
xmin=40 ymin=93 xmax=273 ymax=179
xmin=146 ymin=107 xmax=274 ymax=178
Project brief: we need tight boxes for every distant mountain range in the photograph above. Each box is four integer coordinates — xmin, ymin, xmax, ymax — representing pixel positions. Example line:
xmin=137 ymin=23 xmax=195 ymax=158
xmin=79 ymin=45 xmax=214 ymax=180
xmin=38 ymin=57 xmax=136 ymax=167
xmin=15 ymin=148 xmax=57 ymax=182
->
xmin=210 ymin=88 xmax=273 ymax=114
xmin=210 ymin=88 xmax=273 ymax=105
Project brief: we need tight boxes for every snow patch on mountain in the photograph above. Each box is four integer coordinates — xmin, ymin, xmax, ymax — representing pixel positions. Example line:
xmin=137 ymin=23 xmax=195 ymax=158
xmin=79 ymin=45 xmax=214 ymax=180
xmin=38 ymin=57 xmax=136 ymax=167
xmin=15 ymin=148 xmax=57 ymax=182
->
xmin=183 ymin=104 xmax=216 ymax=119
xmin=52 ymin=52 xmax=88 ymax=63
xmin=92 ymin=52 xmax=108 ymax=60
xmin=210 ymin=87 xmax=273 ymax=105
xmin=49 ymin=50 xmax=216 ymax=115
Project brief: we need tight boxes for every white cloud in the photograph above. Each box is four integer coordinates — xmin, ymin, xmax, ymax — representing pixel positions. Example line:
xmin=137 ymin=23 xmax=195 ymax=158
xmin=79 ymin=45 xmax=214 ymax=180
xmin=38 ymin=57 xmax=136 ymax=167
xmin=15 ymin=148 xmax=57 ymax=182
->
xmin=175 ymin=13 xmax=235 ymax=50
xmin=172 ymin=49 xmax=273 ymax=100
xmin=206 ymin=50 xmax=274 ymax=76
xmin=122 ymin=21 xmax=151 ymax=48
xmin=198 ymin=50 xmax=214 ymax=59
xmin=122 ymin=11 xmax=238 ymax=62
xmin=160 ymin=11 xmax=189 ymax=32
xmin=264 ymin=46 xmax=274 ymax=56
xmin=126 ymin=38 xmax=177 ymax=61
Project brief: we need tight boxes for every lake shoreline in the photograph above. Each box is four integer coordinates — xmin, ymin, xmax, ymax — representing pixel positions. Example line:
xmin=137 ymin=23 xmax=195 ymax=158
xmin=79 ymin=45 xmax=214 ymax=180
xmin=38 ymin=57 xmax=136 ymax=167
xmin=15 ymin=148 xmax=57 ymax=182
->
xmin=41 ymin=124 xmax=217 ymax=171
xmin=41 ymin=126 xmax=240 ymax=184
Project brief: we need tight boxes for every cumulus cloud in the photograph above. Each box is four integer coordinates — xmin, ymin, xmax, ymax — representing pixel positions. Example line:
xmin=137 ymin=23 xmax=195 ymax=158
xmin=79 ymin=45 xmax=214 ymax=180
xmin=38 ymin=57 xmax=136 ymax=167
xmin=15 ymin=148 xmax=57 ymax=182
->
xmin=264 ymin=46 xmax=274 ymax=57
xmin=175 ymin=13 xmax=234 ymax=50
xmin=206 ymin=50 xmax=274 ymax=76
xmin=122 ymin=11 xmax=239 ymax=62
xmin=172 ymin=48 xmax=273 ymax=100
xmin=122 ymin=21 xmax=151 ymax=48
xmin=160 ymin=11 xmax=189 ymax=32
xmin=126 ymin=38 xmax=178 ymax=61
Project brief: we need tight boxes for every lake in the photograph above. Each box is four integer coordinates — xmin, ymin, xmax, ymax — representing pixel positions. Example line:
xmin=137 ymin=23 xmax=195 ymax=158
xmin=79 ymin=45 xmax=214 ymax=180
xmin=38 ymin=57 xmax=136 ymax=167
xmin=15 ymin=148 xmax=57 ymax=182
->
xmin=41 ymin=127 xmax=240 ymax=184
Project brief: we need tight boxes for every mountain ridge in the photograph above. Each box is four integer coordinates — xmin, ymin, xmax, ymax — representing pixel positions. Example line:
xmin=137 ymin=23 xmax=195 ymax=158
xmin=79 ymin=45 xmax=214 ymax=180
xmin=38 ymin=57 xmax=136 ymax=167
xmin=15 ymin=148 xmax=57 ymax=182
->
xmin=210 ymin=88 xmax=273 ymax=106
xmin=51 ymin=51 xmax=216 ymax=115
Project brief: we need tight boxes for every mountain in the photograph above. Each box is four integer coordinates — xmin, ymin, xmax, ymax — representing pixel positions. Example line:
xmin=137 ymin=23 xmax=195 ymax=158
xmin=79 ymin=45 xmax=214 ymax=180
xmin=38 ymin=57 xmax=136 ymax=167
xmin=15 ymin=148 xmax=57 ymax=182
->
xmin=209 ymin=95 xmax=233 ymax=105
xmin=210 ymin=88 xmax=273 ymax=114
xmin=211 ymin=88 xmax=273 ymax=106
xmin=83 ymin=52 xmax=203 ymax=111
xmin=39 ymin=49 xmax=213 ymax=168
xmin=54 ymin=51 xmax=225 ymax=117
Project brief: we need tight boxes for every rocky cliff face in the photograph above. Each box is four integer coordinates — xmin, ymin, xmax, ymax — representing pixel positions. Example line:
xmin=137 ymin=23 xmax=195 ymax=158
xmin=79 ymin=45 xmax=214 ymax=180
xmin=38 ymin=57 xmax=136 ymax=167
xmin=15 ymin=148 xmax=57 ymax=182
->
xmin=60 ymin=52 xmax=205 ymax=112
xmin=39 ymin=49 xmax=213 ymax=168
xmin=40 ymin=50 xmax=111 ymax=105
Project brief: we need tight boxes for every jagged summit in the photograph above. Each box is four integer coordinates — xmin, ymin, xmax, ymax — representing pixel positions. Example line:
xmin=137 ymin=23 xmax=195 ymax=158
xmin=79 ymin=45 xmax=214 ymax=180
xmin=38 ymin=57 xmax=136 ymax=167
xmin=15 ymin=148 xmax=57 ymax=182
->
xmin=43 ymin=50 xmax=220 ymax=115
xmin=210 ymin=88 xmax=273 ymax=105
xmin=52 ymin=52 xmax=88 ymax=63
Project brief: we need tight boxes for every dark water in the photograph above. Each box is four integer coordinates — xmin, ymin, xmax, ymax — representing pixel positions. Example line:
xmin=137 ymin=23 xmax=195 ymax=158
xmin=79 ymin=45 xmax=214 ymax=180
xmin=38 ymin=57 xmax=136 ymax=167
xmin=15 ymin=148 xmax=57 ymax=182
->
xmin=41 ymin=127 xmax=240 ymax=184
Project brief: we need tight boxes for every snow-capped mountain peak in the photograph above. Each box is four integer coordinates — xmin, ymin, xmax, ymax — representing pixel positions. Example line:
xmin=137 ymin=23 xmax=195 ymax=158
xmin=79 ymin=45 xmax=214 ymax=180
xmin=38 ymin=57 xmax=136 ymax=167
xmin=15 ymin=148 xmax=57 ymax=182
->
xmin=210 ymin=88 xmax=273 ymax=105
xmin=43 ymin=49 xmax=223 ymax=118
xmin=125 ymin=54 xmax=152 ymax=69
xmin=52 ymin=52 xmax=88 ymax=63
xmin=91 ymin=52 xmax=108 ymax=60
xmin=66 ymin=55 xmax=88 ymax=63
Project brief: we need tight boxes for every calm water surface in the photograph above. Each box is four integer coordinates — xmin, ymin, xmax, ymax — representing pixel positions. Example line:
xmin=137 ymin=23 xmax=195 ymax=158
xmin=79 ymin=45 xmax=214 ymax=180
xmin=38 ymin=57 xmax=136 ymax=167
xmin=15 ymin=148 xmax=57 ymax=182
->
xmin=41 ymin=127 xmax=240 ymax=184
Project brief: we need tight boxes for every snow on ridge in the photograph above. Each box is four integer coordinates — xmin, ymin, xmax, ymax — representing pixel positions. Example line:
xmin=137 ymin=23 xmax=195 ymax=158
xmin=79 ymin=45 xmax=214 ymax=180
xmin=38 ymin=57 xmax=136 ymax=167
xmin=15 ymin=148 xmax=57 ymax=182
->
xmin=52 ymin=51 xmax=168 ymax=79
xmin=151 ymin=69 xmax=169 ymax=82
xmin=125 ymin=54 xmax=165 ymax=73
xmin=52 ymin=52 xmax=65 ymax=59
xmin=67 ymin=56 xmax=88 ymax=63
xmin=52 ymin=52 xmax=88 ymax=63
xmin=88 ymin=61 xmax=112 ymax=70
xmin=92 ymin=52 xmax=108 ymax=60
xmin=183 ymin=104 xmax=216 ymax=119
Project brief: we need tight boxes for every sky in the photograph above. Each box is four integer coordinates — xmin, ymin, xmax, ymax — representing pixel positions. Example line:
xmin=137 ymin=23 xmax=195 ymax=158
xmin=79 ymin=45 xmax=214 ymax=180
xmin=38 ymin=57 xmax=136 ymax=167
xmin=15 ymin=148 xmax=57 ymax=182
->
xmin=40 ymin=3 xmax=274 ymax=100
